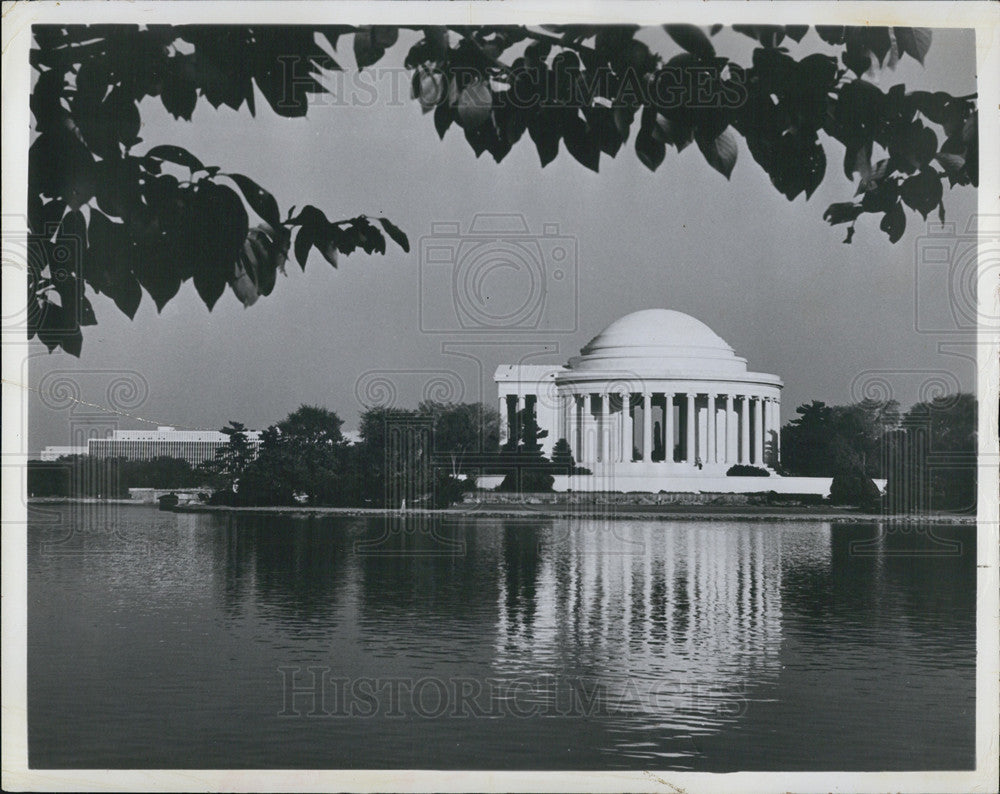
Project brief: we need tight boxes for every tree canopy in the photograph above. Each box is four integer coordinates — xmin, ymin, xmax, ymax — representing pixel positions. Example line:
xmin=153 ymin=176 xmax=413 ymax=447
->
xmin=884 ymin=393 xmax=976 ymax=513
xmin=780 ymin=398 xmax=901 ymax=477
xmin=28 ymin=24 xmax=977 ymax=354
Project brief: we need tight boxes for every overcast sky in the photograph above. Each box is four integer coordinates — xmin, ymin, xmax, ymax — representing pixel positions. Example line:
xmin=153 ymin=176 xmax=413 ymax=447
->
xmin=27 ymin=26 xmax=979 ymax=449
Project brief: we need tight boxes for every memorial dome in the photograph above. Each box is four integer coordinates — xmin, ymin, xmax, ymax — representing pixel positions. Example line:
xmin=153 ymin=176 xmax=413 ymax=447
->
xmin=567 ymin=309 xmax=746 ymax=374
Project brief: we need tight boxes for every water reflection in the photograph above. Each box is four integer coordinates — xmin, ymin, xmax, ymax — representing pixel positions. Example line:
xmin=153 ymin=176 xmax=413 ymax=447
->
xmin=492 ymin=521 xmax=795 ymax=735
xmin=28 ymin=507 xmax=976 ymax=770
xmin=211 ymin=515 xmax=358 ymax=633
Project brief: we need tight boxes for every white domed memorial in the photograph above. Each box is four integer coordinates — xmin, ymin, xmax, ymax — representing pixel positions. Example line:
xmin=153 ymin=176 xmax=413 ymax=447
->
xmin=493 ymin=309 xmax=829 ymax=495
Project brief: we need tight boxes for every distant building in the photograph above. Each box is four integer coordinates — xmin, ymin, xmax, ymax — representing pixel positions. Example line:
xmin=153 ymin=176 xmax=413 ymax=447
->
xmin=86 ymin=426 xmax=263 ymax=466
xmin=38 ymin=445 xmax=88 ymax=461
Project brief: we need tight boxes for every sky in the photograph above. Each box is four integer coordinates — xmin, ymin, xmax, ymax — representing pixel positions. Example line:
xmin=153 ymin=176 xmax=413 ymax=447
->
xmin=26 ymin=26 xmax=980 ymax=449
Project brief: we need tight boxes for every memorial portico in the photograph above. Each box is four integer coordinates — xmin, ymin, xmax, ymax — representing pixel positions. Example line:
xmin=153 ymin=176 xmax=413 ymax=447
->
xmin=495 ymin=309 xmax=783 ymax=481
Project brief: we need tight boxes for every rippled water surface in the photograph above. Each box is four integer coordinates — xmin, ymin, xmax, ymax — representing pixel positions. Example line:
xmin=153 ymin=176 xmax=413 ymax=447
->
xmin=28 ymin=505 xmax=975 ymax=769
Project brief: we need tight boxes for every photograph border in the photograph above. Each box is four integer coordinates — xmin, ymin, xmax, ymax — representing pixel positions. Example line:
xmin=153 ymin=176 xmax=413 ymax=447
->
xmin=3 ymin=2 xmax=998 ymax=791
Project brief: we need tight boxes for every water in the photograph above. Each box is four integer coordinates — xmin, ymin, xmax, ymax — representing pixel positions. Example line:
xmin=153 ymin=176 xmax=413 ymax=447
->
xmin=28 ymin=504 xmax=976 ymax=770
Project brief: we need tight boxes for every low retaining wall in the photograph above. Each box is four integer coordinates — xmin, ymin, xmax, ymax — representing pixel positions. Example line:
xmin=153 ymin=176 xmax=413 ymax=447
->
xmin=128 ymin=487 xmax=210 ymax=504
xmin=474 ymin=473 xmax=837 ymax=496
xmin=470 ymin=491 xmax=779 ymax=506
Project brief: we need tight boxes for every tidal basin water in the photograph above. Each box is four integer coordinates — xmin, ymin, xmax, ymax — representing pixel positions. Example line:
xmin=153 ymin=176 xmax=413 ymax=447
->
xmin=28 ymin=505 xmax=975 ymax=770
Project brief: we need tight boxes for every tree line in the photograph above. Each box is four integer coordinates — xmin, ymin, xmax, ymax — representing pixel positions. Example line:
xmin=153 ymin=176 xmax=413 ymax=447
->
xmin=780 ymin=393 xmax=976 ymax=511
xmin=199 ymin=401 xmax=589 ymax=507
xmin=27 ymin=454 xmax=206 ymax=498
xmin=29 ymin=393 xmax=976 ymax=512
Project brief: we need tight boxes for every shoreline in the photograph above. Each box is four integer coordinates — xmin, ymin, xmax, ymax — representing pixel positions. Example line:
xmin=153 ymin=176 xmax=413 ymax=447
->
xmin=26 ymin=498 xmax=976 ymax=524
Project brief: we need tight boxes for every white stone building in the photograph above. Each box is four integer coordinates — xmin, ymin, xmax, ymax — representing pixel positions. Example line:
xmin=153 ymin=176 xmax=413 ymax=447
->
xmin=86 ymin=426 xmax=262 ymax=466
xmin=493 ymin=309 xmax=831 ymax=495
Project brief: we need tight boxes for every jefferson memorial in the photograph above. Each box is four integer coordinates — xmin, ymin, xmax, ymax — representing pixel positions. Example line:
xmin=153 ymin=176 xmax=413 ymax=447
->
xmin=492 ymin=309 xmax=828 ymax=494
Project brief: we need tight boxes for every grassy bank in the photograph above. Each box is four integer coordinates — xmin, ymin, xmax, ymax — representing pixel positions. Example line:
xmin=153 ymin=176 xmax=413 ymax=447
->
xmin=25 ymin=497 xmax=976 ymax=523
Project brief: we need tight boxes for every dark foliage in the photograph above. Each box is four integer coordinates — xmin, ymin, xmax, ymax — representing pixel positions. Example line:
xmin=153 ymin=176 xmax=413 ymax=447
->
xmin=726 ymin=464 xmax=770 ymax=477
xmin=548 ymin=437 xmax=589 ymax=474
xmin=497 ymin=404 xmax=555 ymax=492
xmin=781 ymin=399 xmax=900 ymax=477
xmin=884 ymin=393 xmax=976 ymax=513
xmin=28 ymin=25 xmax=975 ymax=354
xmin=27 ymin=454 xmax=205 ymax=497
xmin=207 ymin=401 xmax=493 ymax=508
xmin=828 ymin=468 xmax=882 ymax=508
xmin=28 ymin=25 xmax=409 ymax=355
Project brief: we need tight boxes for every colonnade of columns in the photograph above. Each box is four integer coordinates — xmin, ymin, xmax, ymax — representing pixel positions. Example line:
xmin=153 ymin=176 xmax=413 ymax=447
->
xmin=559 ymin=390 xmax=779 ymax=468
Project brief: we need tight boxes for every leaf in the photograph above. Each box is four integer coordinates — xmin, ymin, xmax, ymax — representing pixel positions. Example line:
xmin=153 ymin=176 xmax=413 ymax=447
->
xmin=635 ymin=127 xmax=665 ymax=172
xmin=30 ymin=130 xmax=96 ymax=210
xmin=373 ymin=26 xmax=399 ymax=49
xmin=894 ymin=28 xmax=932 ymax=65
xmin=145 ymin=145 xmax=205 ymax=173
xmin=613 ymin=106 xmax=634 ymax=141
xmin=785 ymin=26 xmax=809 ymax=43
xmin=378 ymin=217 xmax=410 ymax=253
xmin=239 ymin=225 xmax=287 ymax=297
xmin=842 ymin=47 xmax=871 ymax=78
xmin=318 ymin=238 xmax=339 ymax=268
xmin=815 ymin=26 xmax=845 ymax=45
xmin=107 ymin=87 xmax=141 ymax=146
xmin=225 ymin=173 xmax=282 ymax=231
xmin=587 ymin=105 xmax=622 ymax=157
xmin=434 ymin=102 xmax=453 ymax=139
xmin=59 ymin=326 xmax=83 ymax=357
xmin=456 ymin=80 xmax=492 ymax=130
xmin=696 ymin=127 xmax=737 ymax=179
xmin=30 ymin=66 xmax=67 ymax=134
xmin=353 ymin=27 xmax=386 ymax=69
xmin=879 ymin=200 xmax=906 ymax=243
xmin=58 ymin=209 xmax=88 ymax=258
xmin=79 ymin=296 xmax=97 ymax=326
xmin=108 ymin=270 xmax=143 ymax=320
xmin=414 ymin=66 xmax=447 ymax=113
xmin=527 ymin=112 xmax=560 ymax=167
xmin=823 ymin=202 xmax=864 ymax=225
xmin=294 ymin=224 xmax=313 ymax=270
xmin=230 ymin=260 xmax=259 ymax=307
xmin=135 ymin=252 xmax=182 ymax=312
xmin=161 ymin=66 xmax=198 ymax=120
xmin=562 ymin=116 xmax=600 ymax=172
xmin=191 ymin=183 xmax=248 ymax=310
xmin=664 ymin=25 xmax=715 ymax=59
xmin=287 ymin=204 xmax=327 ymax=228
xmin=900 ymin=168 xmax=943 ymax=219
xmin=866 ymin=27 xmax=892 ymax=65
xmin=845 ymin=140 xmax=873 ymax=181
xmin=934 ymin=152 xmax=967 ymax=186
xmin=909 ymin=91 xmax=952 ymax=125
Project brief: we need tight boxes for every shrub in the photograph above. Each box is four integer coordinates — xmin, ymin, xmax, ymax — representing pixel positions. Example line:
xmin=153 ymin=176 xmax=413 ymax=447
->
xmin=498 ymin=468 xmax=555 ymax=493
xmin=726 ymin=464 xmax=770 ymax=477
xmin=828 ymin=469 xmax=881 ymax=508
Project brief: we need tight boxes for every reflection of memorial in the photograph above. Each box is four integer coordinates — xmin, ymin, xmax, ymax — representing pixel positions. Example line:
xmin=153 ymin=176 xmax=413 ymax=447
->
xmin=493 ymin=522 xmax=831 ymax=728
